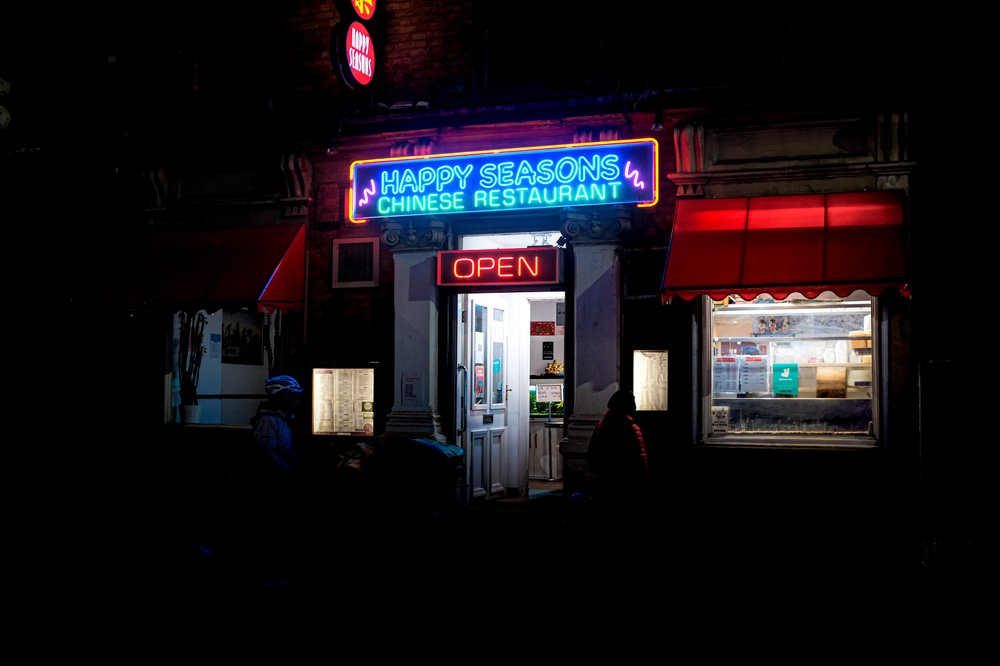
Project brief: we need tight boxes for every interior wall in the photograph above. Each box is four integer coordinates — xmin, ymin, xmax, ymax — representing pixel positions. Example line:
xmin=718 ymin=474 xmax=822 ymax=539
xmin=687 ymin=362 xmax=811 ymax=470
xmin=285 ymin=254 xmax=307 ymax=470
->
xmin=528 ymin=299 xmax=565 ymax=375
xmin=172 ymin=309 xmax=271 ymax=425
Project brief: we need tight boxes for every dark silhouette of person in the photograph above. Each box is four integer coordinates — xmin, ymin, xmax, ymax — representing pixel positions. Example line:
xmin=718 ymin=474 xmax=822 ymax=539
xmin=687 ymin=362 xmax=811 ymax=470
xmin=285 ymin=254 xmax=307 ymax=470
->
xmin=247 ymin=374 xmax=305 ymax=587
xmin=586 ymin=389 xmax=650 ymax=528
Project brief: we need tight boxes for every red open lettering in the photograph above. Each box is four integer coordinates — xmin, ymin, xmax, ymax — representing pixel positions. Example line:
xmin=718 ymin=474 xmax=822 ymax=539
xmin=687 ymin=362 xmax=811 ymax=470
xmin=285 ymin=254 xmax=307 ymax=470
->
xmin=438 ymin=247 xmax=560 ymax=286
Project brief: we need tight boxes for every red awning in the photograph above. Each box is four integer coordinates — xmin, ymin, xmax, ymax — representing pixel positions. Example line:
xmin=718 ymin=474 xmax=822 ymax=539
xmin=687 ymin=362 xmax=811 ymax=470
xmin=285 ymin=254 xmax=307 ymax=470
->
xmin=660 ymin=192 xmax=907 ymax=302
xmin=101 ymin=223 xmax=306 ymax=313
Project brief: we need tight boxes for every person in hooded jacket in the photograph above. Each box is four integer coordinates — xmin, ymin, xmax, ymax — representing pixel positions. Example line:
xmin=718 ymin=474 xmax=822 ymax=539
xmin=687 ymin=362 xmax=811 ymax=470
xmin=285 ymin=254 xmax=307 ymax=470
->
xmin=247 ymin=374 xmax=305 ymax=587
xmin=251 ymin=375 xmax=304 ymax=475
xmin=586 ymin=389 xmax=650 ymax=524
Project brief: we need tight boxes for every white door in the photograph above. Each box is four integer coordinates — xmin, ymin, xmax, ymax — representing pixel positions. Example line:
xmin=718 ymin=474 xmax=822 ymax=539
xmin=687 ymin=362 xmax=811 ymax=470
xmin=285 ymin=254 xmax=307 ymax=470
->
xmin=457 ymin=293 xmax=524 ymax=501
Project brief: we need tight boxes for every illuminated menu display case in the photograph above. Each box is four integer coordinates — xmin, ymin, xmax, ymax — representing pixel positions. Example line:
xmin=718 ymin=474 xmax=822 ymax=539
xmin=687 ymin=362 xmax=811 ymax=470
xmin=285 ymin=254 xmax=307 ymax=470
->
xmin=312 ymin=367 xmax=375 ymax=436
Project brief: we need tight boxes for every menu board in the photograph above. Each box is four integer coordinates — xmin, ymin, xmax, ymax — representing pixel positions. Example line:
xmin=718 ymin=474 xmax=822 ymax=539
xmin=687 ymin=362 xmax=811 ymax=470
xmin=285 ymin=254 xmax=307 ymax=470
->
xmin=312 ymin=368 xmax=375 ymax=436
xmin=739 ymin=355 xmax=770 ymax=393
xmin=713 ymin=356 xmax=740 ymax=393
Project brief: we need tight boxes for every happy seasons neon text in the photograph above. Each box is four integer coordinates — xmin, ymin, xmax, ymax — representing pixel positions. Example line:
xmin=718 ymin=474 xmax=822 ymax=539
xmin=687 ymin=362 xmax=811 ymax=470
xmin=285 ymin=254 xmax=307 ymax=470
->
xmin=352 ymin=139 xmax=657 ymax=221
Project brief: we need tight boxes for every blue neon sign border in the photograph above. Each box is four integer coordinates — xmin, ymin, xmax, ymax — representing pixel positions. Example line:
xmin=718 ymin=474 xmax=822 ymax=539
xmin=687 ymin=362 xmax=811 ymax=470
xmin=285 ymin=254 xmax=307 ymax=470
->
xmin=349 ymin=138 xmax=659 ymax=223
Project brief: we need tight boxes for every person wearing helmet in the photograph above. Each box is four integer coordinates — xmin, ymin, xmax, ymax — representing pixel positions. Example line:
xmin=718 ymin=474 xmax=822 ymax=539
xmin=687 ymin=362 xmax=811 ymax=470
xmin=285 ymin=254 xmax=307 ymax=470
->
xmin=249 ymin=374 xmax=305 ymax=586
xmin=252 ymin=375 xmax=304 ymax=474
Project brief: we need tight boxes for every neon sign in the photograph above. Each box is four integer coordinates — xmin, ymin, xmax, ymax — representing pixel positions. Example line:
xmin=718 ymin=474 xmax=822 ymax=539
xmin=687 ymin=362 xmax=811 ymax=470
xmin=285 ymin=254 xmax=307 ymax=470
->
xmin=351 ymin=0 xmax=376 ymax=20
xmin=345 ymin=21 xmax=374 ymax=86
xmin=331 ymin=0 xmax=378 ymax=91
xmin=351 ymin=139 xmax=658 ymax=222
xmin=437 ymin=247 xmax=563 ymax=287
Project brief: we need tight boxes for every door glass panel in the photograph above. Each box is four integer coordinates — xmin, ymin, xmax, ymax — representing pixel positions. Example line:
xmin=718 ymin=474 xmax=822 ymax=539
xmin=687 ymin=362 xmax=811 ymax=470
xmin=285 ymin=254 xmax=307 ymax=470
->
xmin=474 ymin=303 xmax=487 ymax=406
xmin=491 ymin=307 xmax=505 ymax=407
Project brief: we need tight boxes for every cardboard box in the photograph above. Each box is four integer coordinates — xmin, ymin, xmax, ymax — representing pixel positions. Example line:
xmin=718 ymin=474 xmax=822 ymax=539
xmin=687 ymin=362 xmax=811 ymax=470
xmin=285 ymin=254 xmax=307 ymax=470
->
xmin=849 ymin=330 xmax=871 ymax=350
xmin=816 ymin=366 xmax=847 ymax=398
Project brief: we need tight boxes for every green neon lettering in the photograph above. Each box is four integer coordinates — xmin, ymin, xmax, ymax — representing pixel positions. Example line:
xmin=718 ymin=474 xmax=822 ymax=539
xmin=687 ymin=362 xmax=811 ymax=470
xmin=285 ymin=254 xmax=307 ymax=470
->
xmin=555 ymin=157 xmax=577 ymax=183
xmin=381 ymin=170 xmax=401 ymax=195
xmin=578 ymin=154 xmax=601 ymax=182
xmin=398 ymin=169 xmax=419 ymax=194
xmin=479 ymin=164 xmax=497 ymax=189
xmin=601 ymin=154 xmax=621 ymax=179
xmin=454 ymin=164 xmax=473 ymax=189
xmin=418 ymin=167 xmax=436 ymax=191
xmin=514 ymin=160 xmax=537 ymax=186
xmin=536 ymin=159 xmax=554 ymax=185
xmin=497 ymin=161 xmax=515 ymax=187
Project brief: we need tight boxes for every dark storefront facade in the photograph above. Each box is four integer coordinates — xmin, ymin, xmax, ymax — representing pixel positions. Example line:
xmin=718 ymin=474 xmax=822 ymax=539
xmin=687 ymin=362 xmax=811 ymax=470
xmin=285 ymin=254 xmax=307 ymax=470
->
xmin=11 ymin=2 xmax=992 ymax=594
xmin=311 ymin=106 xmax=916 ymax=511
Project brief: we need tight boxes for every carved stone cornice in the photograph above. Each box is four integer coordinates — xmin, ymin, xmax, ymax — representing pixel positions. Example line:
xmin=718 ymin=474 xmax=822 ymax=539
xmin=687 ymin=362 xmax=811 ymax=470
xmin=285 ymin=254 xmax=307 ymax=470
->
xmin=872 ymin=161 xmax=914 ymax=192
xmin=667 ymin=172 xmax=706 ymax=197
xmin=559 ymin=205 xmax=631 ymax=243
xmin=380 ymin=216 xmax=450 ymax=251
xmin=668 ymin=112 xmax=915 ymax=197
xmin=280 ymin=153 xmax=312 ymax=217
xmin=668 ymin=161 xmax=914 ymax=188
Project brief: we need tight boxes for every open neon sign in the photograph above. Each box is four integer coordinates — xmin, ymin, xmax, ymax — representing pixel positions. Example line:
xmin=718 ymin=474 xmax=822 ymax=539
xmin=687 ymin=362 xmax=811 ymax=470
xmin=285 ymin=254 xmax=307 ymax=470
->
xmin=437 ymin=247 xmax=563 ymax=287
xmin=351 ymin=139 xmax=658 ymax=222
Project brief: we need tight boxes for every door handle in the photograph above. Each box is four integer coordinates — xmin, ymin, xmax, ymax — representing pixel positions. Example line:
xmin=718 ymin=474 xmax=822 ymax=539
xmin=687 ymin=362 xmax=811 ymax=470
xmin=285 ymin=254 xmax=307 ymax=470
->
xmin=505 ymin=384 xmax=512 ymax=401
xmin=457 ymin=364 xmax=468 ymax=436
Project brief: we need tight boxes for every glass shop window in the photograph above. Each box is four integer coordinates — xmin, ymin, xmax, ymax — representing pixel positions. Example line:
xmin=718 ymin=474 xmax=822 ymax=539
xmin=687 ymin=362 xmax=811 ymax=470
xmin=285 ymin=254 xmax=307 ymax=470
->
xmin=709 ymin=291 xmax=875 ymax=437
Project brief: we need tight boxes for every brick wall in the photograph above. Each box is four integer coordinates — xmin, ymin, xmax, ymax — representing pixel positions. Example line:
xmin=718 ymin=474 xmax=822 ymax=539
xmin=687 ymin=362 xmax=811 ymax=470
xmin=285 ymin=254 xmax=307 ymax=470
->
xmin=277 ymin=1 xmax=480 ymax=109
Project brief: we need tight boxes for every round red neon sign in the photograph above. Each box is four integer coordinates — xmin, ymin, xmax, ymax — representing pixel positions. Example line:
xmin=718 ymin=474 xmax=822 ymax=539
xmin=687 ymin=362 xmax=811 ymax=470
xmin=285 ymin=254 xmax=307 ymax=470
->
xmin=350 ymin=0 xmax=376 ymax=21
xmin=345 ymin=21 xmax=375 ymax=86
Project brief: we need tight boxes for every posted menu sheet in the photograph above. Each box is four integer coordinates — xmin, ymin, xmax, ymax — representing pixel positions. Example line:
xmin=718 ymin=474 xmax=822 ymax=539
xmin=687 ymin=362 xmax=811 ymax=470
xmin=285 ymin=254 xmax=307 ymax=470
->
xmin=313 ymin=368 xmax=375 ymax=436
xmin=713 ymin=356 xmax=740 ymax=393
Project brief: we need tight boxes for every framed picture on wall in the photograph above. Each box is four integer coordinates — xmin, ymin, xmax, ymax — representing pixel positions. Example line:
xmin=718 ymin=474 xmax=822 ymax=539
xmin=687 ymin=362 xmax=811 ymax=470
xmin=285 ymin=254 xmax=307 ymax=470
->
xmin=222 ymin=310 xmax=264 ymax=365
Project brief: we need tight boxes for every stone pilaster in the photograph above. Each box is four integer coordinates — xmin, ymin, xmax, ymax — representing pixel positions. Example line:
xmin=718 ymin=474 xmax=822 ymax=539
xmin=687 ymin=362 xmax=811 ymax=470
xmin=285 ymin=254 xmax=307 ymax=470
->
xmin=382 ymin=217 xmax=450 ymax=440
xmin=559 ymin=207 xmax=627 ymax=493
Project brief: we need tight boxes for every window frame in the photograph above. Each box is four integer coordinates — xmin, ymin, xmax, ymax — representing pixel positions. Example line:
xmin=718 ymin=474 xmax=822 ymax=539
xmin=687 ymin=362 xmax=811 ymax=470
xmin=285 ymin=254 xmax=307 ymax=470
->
xmin=332 ymin=236 xmax=380 ymax=289
xmin=698 ymin=294 xmax=883 ymax=448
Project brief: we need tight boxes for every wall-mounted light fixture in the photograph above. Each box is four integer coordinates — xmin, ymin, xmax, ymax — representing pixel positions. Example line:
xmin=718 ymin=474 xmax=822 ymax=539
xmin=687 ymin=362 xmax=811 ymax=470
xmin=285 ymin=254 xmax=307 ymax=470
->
xmin=650 ymin=109 xmax=664 ymax=132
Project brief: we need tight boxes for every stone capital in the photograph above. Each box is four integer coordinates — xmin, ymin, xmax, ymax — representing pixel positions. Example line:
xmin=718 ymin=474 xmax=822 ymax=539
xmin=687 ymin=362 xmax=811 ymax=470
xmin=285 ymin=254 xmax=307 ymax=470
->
xmin=380 ymin=217 xmax=450 ymax=251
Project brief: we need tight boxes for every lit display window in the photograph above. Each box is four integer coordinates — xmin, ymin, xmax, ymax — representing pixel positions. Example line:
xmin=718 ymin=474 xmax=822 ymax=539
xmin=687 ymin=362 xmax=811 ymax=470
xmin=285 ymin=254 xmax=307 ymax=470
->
xmin=709 ymin=291 xmax=875 ymax=436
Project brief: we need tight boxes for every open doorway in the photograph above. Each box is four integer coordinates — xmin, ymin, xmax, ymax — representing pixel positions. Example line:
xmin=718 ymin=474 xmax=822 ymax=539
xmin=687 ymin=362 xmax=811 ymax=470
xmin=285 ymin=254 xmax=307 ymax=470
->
xmin=455 ymin=289 xmax=565 ymax=502
xmin=525 ymin=294 xmax=566 ymax=499
xmin=454 ymin=231 xmax=566 ymax=502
